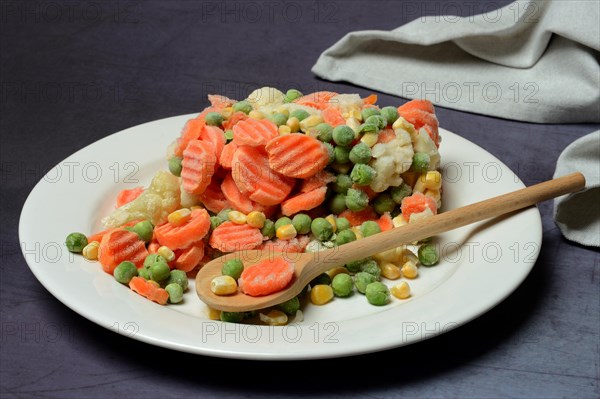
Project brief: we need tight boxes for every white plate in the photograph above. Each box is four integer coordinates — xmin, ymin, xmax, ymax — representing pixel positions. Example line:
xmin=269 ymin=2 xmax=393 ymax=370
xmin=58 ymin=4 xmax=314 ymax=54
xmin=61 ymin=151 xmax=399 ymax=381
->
xmin=19 ymin=115 xmax=542 ymax=360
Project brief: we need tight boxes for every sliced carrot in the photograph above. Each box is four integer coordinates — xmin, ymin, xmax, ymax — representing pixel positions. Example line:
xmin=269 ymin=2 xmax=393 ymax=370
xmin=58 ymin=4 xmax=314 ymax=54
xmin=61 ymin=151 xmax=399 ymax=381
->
xmin=265 ymin=133 xmax=329 ymax=179
xmin=232 ymin=118 xmax=278 ymax=147
xmin=209 ymin=221 xmax=264 ymax=253
xmin=231 ymin=145 xmax=294 ymax=205
xmin=98 ymin=228 xmax=148 ymax=274
xmin=281 ymin=187 xmax=327 ymax=216
xmin=321 ymin=106 xmax=346 ymax=127
xmin=87 ymin=219 xmax=142 ymax=244
xmin=377 ymin=128 xmax=396 ymax=144
xmin=401 ymin=193 xmax=437 ymax=220
xmin=154 ymin=208 xmax=211 ymax=250
xmin=129 ymin=277 xmax=169 ymax=305
xmin=223 ymin=111 xmax=248 ymax=131
xmin=352 ymin=184 xmax=378 ymax=200
xmin=181 ymin=139 xmax=217 ymax=195
xmin=300 ymin=171 xmax=336 ymax=193
xmin=175 ymin=119 xmax=205 ymax=157
xmin=294 ymin=91 xmax=338 ymax=110
xmin=238 ymin=257 xmax=295 ymax=296
xmin=220 ymin=141 xmax=238 ymax=169
xmin=208 ymin=94 xmax=235 ymax=109
xmin=116 ymin=187 xmax=144 ymax=208
xmin=362 ymin=94 xmax=378 ymax=105
xmin=195 ymin=106 xmax=218 ymax=120
xmin=221 ymin=173 xmax=256 ymax=214
xmin=148 ymin=240 xmax=160 ymax=254
xmin=339 ymin=207 xmax=379 ymax=226
xmin=398 ymin=99 xmax=435 ymax=115
xmin=259 ymin=236 xmax=310 ymax=253
xmin=377 ymin=213 xmax=394 ymax=232
xmin=174 ymin=242 xmax=205 ymax=272
xmin=200 ymin=125 xmax=226 ymax=164
xmin=199 ymin=179 xmax=230 ymax=214
xmin=400 ymin=108 xmax=439 ymax=145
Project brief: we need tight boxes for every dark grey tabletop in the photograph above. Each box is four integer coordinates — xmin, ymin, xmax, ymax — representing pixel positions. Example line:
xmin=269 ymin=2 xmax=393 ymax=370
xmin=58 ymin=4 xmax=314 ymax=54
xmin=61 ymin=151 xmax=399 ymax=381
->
xmin=2 ymin=1 xmax=599 ymax=398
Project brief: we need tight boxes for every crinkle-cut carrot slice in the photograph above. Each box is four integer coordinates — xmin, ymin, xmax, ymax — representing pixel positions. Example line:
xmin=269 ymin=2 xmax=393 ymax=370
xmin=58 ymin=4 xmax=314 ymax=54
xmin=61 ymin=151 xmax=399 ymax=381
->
xmin=300 ymin=171 xmax=336 ymax=193
xmin=321 ymin=106 xmax=346 ymax=127
xmin=87 ymin=219 xmax=142 ymax=244
xmin=174 ymin=242 xmax=205 ymax=272
xmin=362 ymin=94 xmax=378 ymax=105
xmin=181 ymin=139 xmax=217 ymax=195
xmin=231 ymin=145 xmax=294 ymax=205
xmin=116 ymin=187 xmax=144 ymax=208
xmin=238 ymin=257 xmax=295 ymax=296
xmin=398 ymin=99 xmax=435 ymax=115
xmin=208 ymin=221 xmax=264 ymax=253
xmin=401 ymin=192 xmax=437 ymax=220
xmin=259 ymin=235 xmax=310 ymax=254
xmin=221 ymin=173 xmax=257 ymax=214
xmin=98 ymin=228 xmax=148 ymax=274
xmin=377 ymin=213 xmax=394 ymax=232
xmin=175 ymin=119 xmax=205 ymax=157
xmin=232 ymin=118 xmax=278 ymax=147
xmin=293 ymin=91 xmax=338 ymax=109
xmin=153 ymin=208 xmax=211 ymax=250
xmin=400 ymin=108 xmax=440 ymax=145
xmin=208 ymin=94 xmax=236 ymax=109
xmin=200 ymin=125 xmax=226 ymax=164
xmin=281 ymin=187 xmax=327 ymax=216
xmin=265 ymin=133 xmax=329 ymax=179
xmin=199 ymin=179 xmax=230 ymax=214
xmin=129 ymin=277 xmax=169 ymax=305
xmin=223 ymin=111 xmax=248 ymax=131
xmin=339 ymin=207 xmax=379 ymax=226
xmin=219 ymin=141 xmax=238 ymax=169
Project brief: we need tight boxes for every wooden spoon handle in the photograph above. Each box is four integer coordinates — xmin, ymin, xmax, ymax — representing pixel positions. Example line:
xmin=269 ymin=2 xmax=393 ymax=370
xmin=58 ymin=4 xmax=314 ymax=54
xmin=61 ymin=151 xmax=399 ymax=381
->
xmin=321 ymin=172 xmax=585 ymax=266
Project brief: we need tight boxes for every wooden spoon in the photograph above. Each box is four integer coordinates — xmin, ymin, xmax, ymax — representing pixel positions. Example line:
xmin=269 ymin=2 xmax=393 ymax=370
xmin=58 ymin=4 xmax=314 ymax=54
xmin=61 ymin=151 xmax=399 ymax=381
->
xmin=196 ymin=172 xmax=585 ymax=312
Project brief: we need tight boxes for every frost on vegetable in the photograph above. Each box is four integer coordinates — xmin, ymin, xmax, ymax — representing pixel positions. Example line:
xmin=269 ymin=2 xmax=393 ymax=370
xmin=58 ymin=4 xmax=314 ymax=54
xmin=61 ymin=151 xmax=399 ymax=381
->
xmin=369 ymin=129 xmax=414 ymax=192
xmin=102 ymin=171 xmax=180 ymax=228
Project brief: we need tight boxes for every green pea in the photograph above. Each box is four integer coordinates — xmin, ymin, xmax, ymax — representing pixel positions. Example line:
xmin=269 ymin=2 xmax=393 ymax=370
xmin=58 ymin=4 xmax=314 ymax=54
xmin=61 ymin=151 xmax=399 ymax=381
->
xmin=332 ymin=174 xmax=352 ymax=194
xmin=150 ymin=261 xmax=170 ymax=282
xmin=334 ymin=146 xmax=351 ymax=164
xmin=224 ymin=129 xmax=234 ymax=141
xmin=222 ymin=259 xmax=244 ymax=280
xmin=217 ymin=208 xmax=233 ymax=223
xmin=346 ymin=257 xmax=373 ymax=273
xmin=411 ymin=152 xmax=431 ymax=173
xmin=290 ymin=109 xmax=310 ymax=121
xmin=220 ymin=311 xmax=245 ymax=323
xmin=358 ymin=123 xmax=379 ymax=134
xmin=351 ymin=164 xmax=376 ymax=185
xmin=336 ymin=217 xmax=351 ymax=231
xmin=418 ymin=244 xmax=439 ymax=266
xmin=275 ymin=216 xmax=293 ymax=230
xmin=233 ymin=100 xmax=253 ymax=114
xmin=261 ymin=219 xmax=276 ymax=238
xmin=335 ymin=229 xmax=356 ymax=246
xmin=284 ymin=89 xmax=303 ymax=103
xmin=349 ymin=142 xmax=372 ymax=164
xmin=329 ymin=193 xmax=347 ymax=214
xmin=360 ymin=221 xmax=381 ymax=238
xmin=332 ymin=125 xmax=355 ymax=146
xmin=311 ymin=273 xmax=331 ymax=287
xmin=314 ymin=123 xmax=333 ymax=142
xmin=332 ymin=273 xmax=353 ymax=297
xmin=210 ymin=216 xmax=223 ymax=230
xmin=168 ymin=157 xmax=183 ymax=177
xmin=65 ymin=232 xmax=88 ymax=253
xmin=373 ymin=193 xmax=396 ymax=215
xmin=114 ymin=261 xmax=138 ymax=284
xmin=365 ymin=282 xmax=390 ymax=305
xmin=323 ymin=142 xmax=335 ymax=164
xmin=390 ymin=183 xmax=413 ymax=204
xmin=137 ymin=267 xmax=151 ymax=280
xmin=365 ymin=115 xmax=387 ymax=130
xmin=166 ymin=269 xmax=188 ymax=290
xmin=143 ymin=253 xmax=166 ymax=269
xmin=205 ymin=112 xmax=224 ymax=126
xmin=131 ymin=220 xmax=154 ymax=242
xmin=380 ymin=106 xmax=399 ymax=125
xmin=361 ymin=107 xmax=380 ymax=121
xmin=278 ymin=297 xmax=300 ymax=315
xmin=330 ymin=162 xmax=352 ymax=175
xmin=165 ymin=283 xmax=183 ymax=304
xmin=292 ymin=214 xmax=312 ymax=235
xmin=268 ymin=112 xmax=288 ymax=126
xmin=311 ymin=217 xmax=334 ymax=241
xmin=360 ymin=259 xmax=381 ymax=279
xmin=345 ymin=188 xmax=369 ymax=211
xmin=354 ymin=272 xmax=377 ymax=294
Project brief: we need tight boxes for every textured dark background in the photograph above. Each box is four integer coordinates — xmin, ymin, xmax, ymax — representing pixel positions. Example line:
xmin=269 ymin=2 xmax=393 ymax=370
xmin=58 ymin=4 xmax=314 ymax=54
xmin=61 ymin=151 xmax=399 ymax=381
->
xmin=1 ymin=1 xmax=599 ymax=397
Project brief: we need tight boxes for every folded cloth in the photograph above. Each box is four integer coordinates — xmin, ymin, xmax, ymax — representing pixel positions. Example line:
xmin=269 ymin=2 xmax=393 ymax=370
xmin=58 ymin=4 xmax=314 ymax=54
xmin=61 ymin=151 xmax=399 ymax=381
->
xmin=312 ymin=0 xmax=600 ymax=123
xmin=553 ymin=131 xmax=600 ymax=247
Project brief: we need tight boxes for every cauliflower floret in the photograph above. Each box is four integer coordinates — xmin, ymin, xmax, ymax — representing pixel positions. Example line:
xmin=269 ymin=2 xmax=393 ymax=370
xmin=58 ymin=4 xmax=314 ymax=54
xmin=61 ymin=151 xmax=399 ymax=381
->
xmin=329 ymin=94 xmax=363 ymax=119
xmin=413 ymin=128 xmax=441 ymax=170
xmin=102 ymin=171 xmax=180 ymax=228
xmin=246 ymin=87 xmax=285 ymax=107
xmin=369 ymin=129 xmax=414 ymax=192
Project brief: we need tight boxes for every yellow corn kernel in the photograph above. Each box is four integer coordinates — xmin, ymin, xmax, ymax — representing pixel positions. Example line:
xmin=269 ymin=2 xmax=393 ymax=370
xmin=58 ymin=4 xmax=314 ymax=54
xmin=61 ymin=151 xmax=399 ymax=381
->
xmin=424 ymin=189 xmax=441 ymax=208
xmin=210 ymin=275 xmax=238 ymax=295
xmin=413 ymin=173 xmax=427 ymax=193
xmin=278 ymin=125 xmax=292 ymax=135
xmin=275 ymin=106 xmax=290 ymax=117
xmin=82 ymin=241 xmax=100 ymax=260
xmin=373 ymin=248 xmax=398 ymax=263
xmin=246 ymin=211 xmax=265 ymax=228
xmin=299 ymin=114 xmax=323 ymax=131
xmin=345 ymin=117 xmax=361 ymax=133
xmin=351 ymin=226 xmax=363 ymax=240
xmin=351 ymin=108 xmax=362 ymax=121
xmin=360 ymin=131 xmax=379 ymax=147
xmin=221 ymin=106 xmax=234 ymax=119
xmin=392 ymin=116 xmax=417 ymax=136
xmin=207 ymin=307 xmax=221 ymax=320
xmin=392 ymin=214 xmax=407 ymax=228
xmin=286 ymin=116 xmax=300 ymax=132
xmin=310 ymin=284 xmax=334 ymax=305
xmin=228 ymin=210 xmax=247 ymax=225
xmin=248 ymin=110 xmax=264 ymax=120
xmin=157 ymin=246 xmax=175 ymax=262
xmin=381 ymin=263 xmax=402 ymax=280
xmin=401 ymin=260 xmax=418 ymax=279
xmin=325 ymin=215 xmax=337 ymax=233
xmin=391 ymin=281 xmax=411 ymax=299
xmin=259 ymin=310 xmax=288 ymax=326
xmin=168 ymin=208 xmax=192 ymax=226
xmin=326 ymin=267 xmax=349 ymax=279
xmin=276 ymin=224 xmax=297 ymax=240
xmin=424 ymin=171 xmax=442 ymax=190
xmin=396 ymin=248 xmax=418 ymax=265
